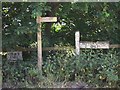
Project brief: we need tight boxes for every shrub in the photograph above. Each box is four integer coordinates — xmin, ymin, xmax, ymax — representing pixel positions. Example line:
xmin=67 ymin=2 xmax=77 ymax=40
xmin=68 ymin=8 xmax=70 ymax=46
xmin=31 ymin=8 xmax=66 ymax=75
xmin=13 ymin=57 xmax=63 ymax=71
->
xmin=43 ymin=49 xmax=119 ymax=88
xmin=2 ymin=48 xmax=119 ymax=88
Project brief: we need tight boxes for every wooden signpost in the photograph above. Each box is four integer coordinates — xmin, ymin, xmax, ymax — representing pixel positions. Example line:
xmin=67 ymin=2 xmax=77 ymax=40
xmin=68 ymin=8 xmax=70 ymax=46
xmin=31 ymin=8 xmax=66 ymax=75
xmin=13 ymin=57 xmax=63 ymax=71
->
xmin=37 ymin=17 xmax=57 ymax=23
xmin=75 ymin=31 xmax=110 ymax=55
xmin=79 ymin=41 xmax=109 ymax=49
xmin=36 ymin=16 xmax=57 ymax=70
xmin=7 ymin=51 xmax=23 ymax=61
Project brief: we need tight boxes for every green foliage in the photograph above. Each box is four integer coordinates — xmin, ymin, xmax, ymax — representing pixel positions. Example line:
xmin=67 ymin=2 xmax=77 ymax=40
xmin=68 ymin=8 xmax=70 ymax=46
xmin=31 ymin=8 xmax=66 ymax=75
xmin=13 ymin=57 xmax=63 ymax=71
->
xmin=31 ymin=2 xmax=51 ymax=18
xmin=2 ymin=2 xmax=120 ymax=50
xmin=43 ymin=49 xmax=119 ymax=88
xmin=76 ymin=49 xmax=119 ymax=87
xmin=2 ymin=2 xmax=51 ymax=49
xmin=2 ymin=57 xmax=37 ymax=87
xmin=2 ymin=2 xmax=120 ymax=88
xmin=2 ymin=48 xmax=119 ymax=88
xmin=54 ymin=2 xmax=119 ymax=45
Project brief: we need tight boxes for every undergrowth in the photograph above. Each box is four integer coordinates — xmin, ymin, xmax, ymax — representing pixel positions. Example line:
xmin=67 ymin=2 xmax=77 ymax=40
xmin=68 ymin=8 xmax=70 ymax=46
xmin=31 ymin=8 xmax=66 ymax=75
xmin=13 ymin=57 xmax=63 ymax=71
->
xmin=2 ymin=48 xmax=120 ymax=88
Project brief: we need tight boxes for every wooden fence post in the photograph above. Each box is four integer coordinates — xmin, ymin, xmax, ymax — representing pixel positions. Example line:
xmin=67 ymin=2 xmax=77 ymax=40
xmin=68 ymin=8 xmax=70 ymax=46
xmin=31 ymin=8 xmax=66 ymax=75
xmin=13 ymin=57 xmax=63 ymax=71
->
xmin=75 ymin=31 xmax=80 ymax=55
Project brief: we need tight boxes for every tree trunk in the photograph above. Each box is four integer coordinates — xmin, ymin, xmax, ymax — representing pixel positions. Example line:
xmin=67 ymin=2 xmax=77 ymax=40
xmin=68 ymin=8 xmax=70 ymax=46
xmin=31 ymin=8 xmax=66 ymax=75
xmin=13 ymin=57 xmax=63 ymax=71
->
xmin=44 ymin=2 xmax=60 ymax=46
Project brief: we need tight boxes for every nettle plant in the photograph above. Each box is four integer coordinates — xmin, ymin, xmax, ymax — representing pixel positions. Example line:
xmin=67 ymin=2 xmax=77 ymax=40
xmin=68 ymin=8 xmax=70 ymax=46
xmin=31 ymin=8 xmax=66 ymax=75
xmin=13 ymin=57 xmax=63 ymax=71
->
xmin=75 ymin=49 xmax=119 ymax=87
xmin=43 ymin=48 xmax=119 ymax=87
xmin=2 ymin=43 xmax=119 ymax=88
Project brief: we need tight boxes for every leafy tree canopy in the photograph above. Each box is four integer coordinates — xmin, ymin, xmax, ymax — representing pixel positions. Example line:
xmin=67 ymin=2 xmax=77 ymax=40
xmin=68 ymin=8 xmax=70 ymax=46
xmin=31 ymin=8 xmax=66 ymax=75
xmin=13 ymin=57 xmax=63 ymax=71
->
xmin=2 ymin=2 xmax=120 ymax=50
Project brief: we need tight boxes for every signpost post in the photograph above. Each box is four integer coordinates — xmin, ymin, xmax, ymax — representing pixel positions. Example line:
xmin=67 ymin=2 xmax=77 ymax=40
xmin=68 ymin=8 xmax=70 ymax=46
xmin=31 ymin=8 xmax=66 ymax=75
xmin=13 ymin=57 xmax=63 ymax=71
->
xmin=75 ymin=31 xmax=80 ymax=55
xmin=36 ymin=17 xmax=57 ymax=70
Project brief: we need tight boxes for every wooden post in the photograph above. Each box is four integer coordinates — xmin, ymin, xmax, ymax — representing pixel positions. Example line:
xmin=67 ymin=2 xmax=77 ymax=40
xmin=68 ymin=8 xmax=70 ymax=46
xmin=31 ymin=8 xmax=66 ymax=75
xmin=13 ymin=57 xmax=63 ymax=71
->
xmin=37 ymin=22 xmax=42 ymax=70
xmin=75 ymin=31 xmax=80 ymax=55
xmin=36 ymin=16 xmax=57 ymax=70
